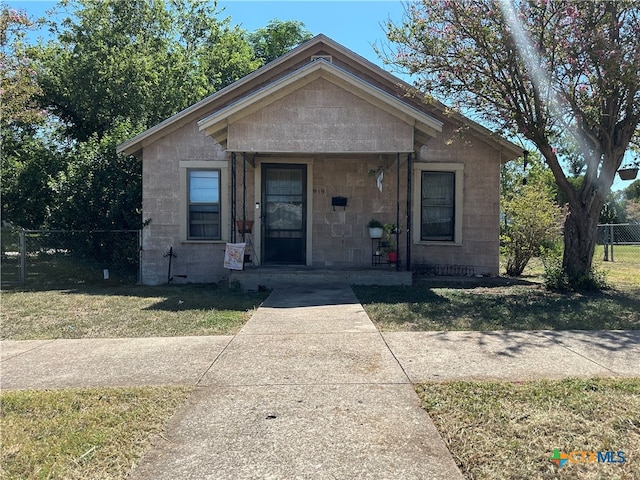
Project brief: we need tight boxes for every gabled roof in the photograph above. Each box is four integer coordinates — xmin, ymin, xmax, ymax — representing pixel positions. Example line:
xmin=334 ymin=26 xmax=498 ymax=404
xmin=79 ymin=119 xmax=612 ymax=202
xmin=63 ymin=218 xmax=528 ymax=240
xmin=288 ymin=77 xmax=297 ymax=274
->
xmin=117 ymin=34 xmax=522 ymax=160
xmin=197 ymin=58 xmax=443 ymax=150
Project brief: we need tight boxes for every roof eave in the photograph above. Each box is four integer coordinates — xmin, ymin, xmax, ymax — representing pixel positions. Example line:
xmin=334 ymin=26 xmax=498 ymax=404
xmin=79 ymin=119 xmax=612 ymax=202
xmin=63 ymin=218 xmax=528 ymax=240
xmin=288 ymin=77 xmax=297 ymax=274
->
xmin=116 ymin=35 xmax=334 ymax=156
xmin=116 ymin=33 xmax=522 ymax=159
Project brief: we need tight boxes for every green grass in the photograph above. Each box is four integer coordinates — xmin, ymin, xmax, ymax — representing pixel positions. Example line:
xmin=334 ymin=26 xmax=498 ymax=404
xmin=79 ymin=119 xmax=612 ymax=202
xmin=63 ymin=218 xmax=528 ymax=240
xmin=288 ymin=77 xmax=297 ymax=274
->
xmin=354 ymin=257 xmax=639 ymax=332
xmin=594 ymin=247 xmax=640 ymax=288
xmin=418 ymin=377 xmax=640 ymax=480
xmin=523 ymin=252 xmax=640 ymax=288
xmin=0 ymin=386 xmax=192 ymax=480
xmin=0 ymin=284 xmax=270 ymax=340
xmin=354 ymin=281 xmax=639 ymax=331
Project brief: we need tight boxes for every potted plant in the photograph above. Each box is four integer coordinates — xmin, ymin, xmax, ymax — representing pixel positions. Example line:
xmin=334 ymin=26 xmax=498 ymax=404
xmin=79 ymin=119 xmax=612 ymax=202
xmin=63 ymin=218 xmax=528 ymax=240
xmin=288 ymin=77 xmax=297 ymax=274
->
xmin=618 ymin=160 xmax=639 ymax=180
xmin=384 ymin=223 xmax=399 ymax=263
xmin=386 ymin=246 xmax=398 ymax=263
xmin=367 ymin=219 xmax=384 ymax=239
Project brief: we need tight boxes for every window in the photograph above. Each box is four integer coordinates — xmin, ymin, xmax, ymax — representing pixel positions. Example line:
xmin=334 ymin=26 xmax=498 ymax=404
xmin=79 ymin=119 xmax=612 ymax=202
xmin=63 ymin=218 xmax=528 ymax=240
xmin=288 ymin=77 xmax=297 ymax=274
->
xmin=188 ymin=170 xmax=220 ymax=240
xmin=421 ymin=171 xmax=455 ymax=241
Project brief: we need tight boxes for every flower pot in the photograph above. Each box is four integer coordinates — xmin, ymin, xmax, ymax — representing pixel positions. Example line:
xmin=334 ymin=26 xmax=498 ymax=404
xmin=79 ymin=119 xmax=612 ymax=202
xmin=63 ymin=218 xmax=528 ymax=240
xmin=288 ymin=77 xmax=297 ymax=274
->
xmin=618 ymin=168 xmax=638 ymax=180
xmin=369 ymin=227 xmax=383 ymax=239
xmin=387 ymin=252 xmax=398 ymax=263
xmin=236 ymin=220 xmax=254 ymax=234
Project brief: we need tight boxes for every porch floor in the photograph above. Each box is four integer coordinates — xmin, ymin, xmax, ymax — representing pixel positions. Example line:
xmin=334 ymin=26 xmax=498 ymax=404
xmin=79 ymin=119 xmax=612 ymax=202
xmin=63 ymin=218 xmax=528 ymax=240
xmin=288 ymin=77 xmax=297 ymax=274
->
xmin=229 ymin=265 xmax=412 ymax=291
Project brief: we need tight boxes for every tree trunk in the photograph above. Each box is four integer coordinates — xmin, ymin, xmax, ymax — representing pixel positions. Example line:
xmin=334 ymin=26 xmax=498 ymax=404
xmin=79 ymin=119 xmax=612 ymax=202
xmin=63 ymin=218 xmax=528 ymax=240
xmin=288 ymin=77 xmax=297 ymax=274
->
xmin=537 ymin=141 xmax=618 ymax=288
xmin=562 ymin=203 xmax=602 ymax=283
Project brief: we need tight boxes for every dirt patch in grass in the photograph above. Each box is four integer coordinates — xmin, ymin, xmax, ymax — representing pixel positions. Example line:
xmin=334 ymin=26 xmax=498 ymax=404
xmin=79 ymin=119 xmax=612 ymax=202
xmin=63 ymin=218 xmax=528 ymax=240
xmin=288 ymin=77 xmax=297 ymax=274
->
xmin=354 ymin=280 xmax=640 ymax=332
xmin=418 ymin=378 xmax=640 ymax=480
xmin=0 ymin=386 xmax=192 ymax=480
xmin=1 ymin=284 xmax=270 ymax=340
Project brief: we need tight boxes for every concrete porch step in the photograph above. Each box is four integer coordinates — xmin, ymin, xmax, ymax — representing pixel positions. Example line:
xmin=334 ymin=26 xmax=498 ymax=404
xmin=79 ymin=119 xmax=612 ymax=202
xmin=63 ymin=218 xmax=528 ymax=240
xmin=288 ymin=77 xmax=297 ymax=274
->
xmin=229 ymin=267 xmax=412 ymax=290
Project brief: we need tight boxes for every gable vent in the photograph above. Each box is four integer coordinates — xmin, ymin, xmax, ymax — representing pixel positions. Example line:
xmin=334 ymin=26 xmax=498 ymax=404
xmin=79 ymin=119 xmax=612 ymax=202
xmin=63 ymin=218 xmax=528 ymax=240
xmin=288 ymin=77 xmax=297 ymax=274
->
xmin=311 ymin=55 xmax=333 ymax=63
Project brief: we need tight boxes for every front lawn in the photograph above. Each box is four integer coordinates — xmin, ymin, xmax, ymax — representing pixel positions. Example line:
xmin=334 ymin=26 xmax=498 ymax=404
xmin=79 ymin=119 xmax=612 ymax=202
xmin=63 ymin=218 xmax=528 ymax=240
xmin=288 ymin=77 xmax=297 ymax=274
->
xmin=0 ymin=284 xmax=269 ymax=340
xmin=419 ymin=377 xmax=640 ymax=480
xmin=353 ymin=280 xmax=639 ymax=331
xmin=0 ymin=386 xmax=192 ymax=480
xmin=354 ymin=257 xmax=640 ymax=332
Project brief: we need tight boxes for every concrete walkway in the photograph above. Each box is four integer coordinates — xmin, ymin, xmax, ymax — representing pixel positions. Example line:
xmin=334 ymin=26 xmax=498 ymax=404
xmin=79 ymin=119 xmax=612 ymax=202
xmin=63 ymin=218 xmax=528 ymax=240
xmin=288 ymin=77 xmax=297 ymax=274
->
xmin=2 ymin=285 xmax=639 ymax=479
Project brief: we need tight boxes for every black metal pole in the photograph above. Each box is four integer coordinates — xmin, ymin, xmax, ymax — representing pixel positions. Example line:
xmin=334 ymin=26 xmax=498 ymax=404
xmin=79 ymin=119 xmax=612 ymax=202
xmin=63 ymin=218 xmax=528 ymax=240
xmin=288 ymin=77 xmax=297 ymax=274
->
xmin=231 ymin=152 xmax=236 ymax=243
xmin=406 ymin=152 xmax=412 ymax=271
xmin=396 ymin=152 xmax=400 ymax=271
xmin=242 ymin=152 xmax=247 ymax=242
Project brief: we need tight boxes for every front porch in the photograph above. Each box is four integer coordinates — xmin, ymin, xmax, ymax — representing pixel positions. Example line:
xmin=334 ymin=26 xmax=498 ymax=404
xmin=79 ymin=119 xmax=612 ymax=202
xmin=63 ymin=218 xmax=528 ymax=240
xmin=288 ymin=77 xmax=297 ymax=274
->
xmin=229 ymin=265 xmax=412 ymax=291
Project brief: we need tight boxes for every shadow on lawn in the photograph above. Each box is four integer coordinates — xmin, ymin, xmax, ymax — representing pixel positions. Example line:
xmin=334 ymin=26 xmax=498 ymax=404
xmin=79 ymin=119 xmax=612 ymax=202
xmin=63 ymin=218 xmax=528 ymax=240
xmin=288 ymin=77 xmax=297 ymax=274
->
xmin=2 ymin=282 xmax=270 ymax=313
xmin=353 ymin=278 xmax=640 ymax=333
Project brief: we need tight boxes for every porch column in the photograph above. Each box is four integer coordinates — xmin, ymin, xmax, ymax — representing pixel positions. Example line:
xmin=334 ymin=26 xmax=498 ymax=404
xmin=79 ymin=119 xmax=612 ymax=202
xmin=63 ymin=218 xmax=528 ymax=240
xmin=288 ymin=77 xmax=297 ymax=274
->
xmin=231 ymin=152 xmax=237 ymax=243
xmin=242 ymin=152 xmax=247 ymax=242
xmin=396 ymin=152 xmax=400 ymax=272
xmin=406 ymin=152 xmax=412 ymax=271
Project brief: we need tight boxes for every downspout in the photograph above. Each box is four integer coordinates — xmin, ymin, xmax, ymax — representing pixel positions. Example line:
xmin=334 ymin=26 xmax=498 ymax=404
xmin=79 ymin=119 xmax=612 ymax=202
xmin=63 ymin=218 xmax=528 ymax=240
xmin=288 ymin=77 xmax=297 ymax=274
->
xmin=406 ymin=152 xmax=412 ymax=271
xmin=396 ymin=152 xmax=400 ymax=271
xmin=242 ymin=152 xmax=247 ymax=243
xmin=231 ymin=152 xmax=236 ymax=243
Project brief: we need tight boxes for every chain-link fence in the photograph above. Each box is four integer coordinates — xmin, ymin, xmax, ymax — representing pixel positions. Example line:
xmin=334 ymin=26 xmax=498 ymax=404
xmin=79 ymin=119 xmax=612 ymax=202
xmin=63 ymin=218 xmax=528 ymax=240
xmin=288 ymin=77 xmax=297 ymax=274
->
xmin=597 ymin=224 xmax=640 ymax=264
xmin=1 ymin=229 xmax=140 ymax=286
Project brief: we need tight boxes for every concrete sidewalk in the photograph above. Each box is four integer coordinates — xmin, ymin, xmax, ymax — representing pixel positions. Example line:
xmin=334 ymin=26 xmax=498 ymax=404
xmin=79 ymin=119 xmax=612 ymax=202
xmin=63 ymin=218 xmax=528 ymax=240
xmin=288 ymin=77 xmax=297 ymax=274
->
xmin=2 ymin=285 xmax=639 ymax=479
xmin=129 ymin=285 xmax=464 ymax=479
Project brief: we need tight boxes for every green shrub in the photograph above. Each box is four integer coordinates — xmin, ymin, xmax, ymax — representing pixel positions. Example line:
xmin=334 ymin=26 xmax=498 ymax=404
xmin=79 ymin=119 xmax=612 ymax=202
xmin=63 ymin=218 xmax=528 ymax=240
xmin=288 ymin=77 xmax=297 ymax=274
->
xmin=541 ymin=246 xmax=609 ymax=291
xmin=501 ymin=182 xmax=563 ymax=276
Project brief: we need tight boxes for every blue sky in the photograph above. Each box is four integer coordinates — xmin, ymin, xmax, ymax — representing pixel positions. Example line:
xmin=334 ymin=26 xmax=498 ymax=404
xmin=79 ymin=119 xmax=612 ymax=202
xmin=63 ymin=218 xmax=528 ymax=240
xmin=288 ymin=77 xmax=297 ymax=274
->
xmin=8 ymin=0 xmax=407 ymax=69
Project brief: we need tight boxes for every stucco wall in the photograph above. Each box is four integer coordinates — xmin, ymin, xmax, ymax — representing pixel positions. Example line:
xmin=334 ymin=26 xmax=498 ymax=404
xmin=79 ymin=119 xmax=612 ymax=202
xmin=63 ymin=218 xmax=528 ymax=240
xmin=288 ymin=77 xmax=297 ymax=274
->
xmin=310 ymin=154 xmax=399 ymax=267
xmin=228 ymin=77 xmax=414 ymax=153
xmin=141 ymin=109 xmax=503 ymax=285
xmin=304 ymin=131 xmax=501 ymax=275
xmin=141 ymin=122 xmax=229 ymax=285
xmin=410 ymin=125 xmax=502 ymax=275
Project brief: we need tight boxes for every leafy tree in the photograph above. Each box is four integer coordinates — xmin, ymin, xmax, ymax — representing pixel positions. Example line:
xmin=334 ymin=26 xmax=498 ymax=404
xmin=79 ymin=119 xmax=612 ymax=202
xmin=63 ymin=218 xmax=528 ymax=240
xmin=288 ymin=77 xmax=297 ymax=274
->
xmin=11 ymin=0 xmax=261 ymax=232
xmin=8 ymin=1 xmax=314 ymax=236
xmin=35 ymin=0 xmax=260 ymax=141
xmin=0 ymin=5 xmax=64 ymax=227
xmin=0 ymin=5 xmax=43 ymax=127
xmin=1 ymin=131 xmax=66 ymax=228
xmin=625 ymin=179 xmax=640 ymax=200
xmin=626 ymin=199 xmax=640 ymax=223
xmin=381 ymin=0 xmax=640 ymax=286
xmin=556 ymin=138 xmax=586 ymax=178
xmin=247 ymin=19 xmax=313 ymax=65
xmin=500 ymin=149 xmax=555 ymax=200
xmin=48 ymin=122 xmax=141 ymax=230
xmin=599 ymin=190 xmax=627 ymax=224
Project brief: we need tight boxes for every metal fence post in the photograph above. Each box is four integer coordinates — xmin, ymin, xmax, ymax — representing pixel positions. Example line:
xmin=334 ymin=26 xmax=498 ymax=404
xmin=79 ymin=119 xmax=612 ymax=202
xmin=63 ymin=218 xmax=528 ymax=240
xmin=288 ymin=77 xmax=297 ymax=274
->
xmin=19 ymin=228 xmax=26 ymax=284
xmin=610 ymin=224 xmax=615 ymax=262
xmin=138 ymin=229 xmax=143 ymax=285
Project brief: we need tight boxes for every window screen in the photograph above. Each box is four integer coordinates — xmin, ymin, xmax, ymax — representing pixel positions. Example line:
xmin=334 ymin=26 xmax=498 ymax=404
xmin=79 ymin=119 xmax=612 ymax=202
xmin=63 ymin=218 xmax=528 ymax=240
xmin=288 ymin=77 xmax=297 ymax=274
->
xmin=421 ymin=171 xmax=455 ymax=241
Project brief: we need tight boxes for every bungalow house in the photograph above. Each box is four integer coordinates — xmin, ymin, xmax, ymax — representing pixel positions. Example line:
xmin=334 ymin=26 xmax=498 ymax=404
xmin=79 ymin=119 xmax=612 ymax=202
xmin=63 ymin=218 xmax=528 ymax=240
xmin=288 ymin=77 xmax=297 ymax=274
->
xmin=117 ymin=34 xmax=523 ymax=286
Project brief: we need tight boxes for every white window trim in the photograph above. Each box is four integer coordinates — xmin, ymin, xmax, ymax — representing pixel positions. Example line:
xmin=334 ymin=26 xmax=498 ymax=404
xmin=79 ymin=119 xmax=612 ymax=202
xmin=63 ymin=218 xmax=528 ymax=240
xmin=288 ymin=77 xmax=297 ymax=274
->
xmin=413 ymin=163 xmax=464 ymax=246
xmin=179 ymin=160 xmax=229 ymax=243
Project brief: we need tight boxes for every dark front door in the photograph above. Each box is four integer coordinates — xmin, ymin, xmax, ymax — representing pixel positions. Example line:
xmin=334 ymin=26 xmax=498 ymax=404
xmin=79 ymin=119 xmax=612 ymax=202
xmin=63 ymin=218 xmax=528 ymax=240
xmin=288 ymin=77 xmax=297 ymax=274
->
xmin=262 ymin=164 xmax=306 ymax=264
